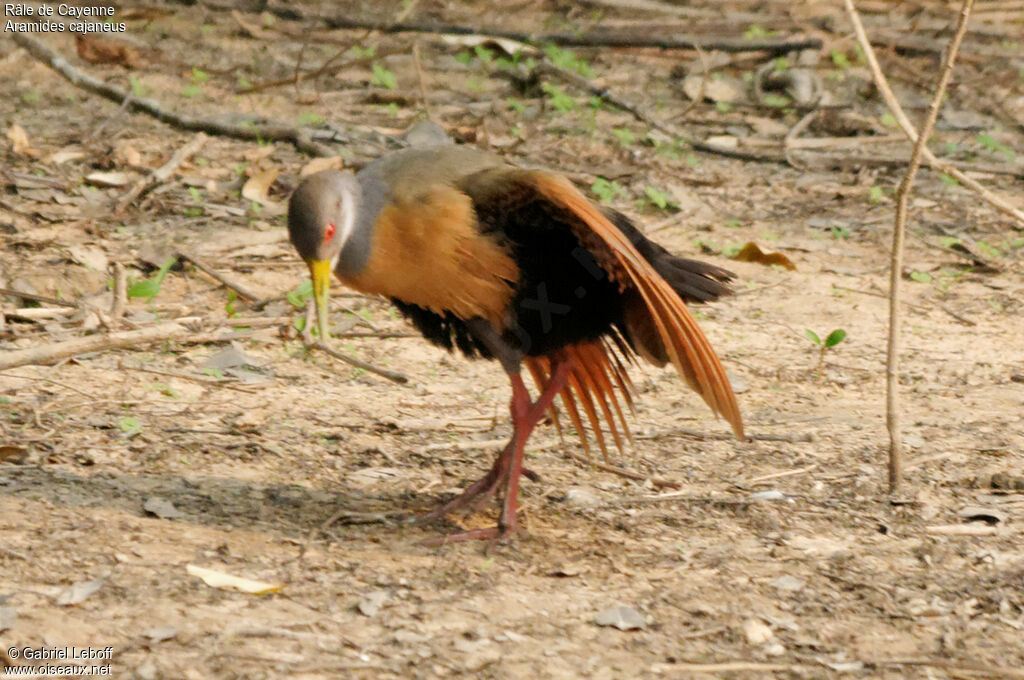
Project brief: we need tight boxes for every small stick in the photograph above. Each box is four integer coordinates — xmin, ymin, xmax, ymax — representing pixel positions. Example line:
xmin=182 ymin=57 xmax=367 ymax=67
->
xmin=877 ymin=659 xmax=1024 ymax=679
xmin=128 ymin=363 xmax=258 ymax=393
xmin=563 ymin=450 xmax=646 ymax=482
xmin=535 ymin=61 xmax=780 ymax=164
xmin=110 ymin=263 xmax=127 ymax=319
xmin=4 ymin=308 xmax=76 ymax=321
xmin=0 ymin=287 xmax=78 ymax=308
xmin=868 ymin=0 xmax=975 ymax=493
xmin=177 ymin=250 xmax=261 ymax=302
xmin=640 ymin=428 xmax=811 ymax=443
xmin=411 ymin=42 xmax=433 ymax=121
xmin=653 ymin=662 xmax=798 ymax=673
xmin=924 ymin=524 xmax=999 ymax=536
xmin=0 ymin=322 xmax=190 ymax=371
xmin=311 ymin=340 xmax=409 ymax=384
xmin=744 ymin=464 xmax=818 ymax=486
xmin=830 ymin=285 xmax=976 ymax=327
xmin=116 ymin=133 xmax=207 ymax=214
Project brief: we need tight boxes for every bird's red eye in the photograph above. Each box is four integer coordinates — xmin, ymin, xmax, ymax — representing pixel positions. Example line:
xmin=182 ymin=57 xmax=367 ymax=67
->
xmin=324 ymin=222 xmax=336 ymax=241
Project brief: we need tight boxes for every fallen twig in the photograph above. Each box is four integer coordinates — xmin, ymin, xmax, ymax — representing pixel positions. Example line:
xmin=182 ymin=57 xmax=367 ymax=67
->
xmin=0 ymin=287 xmax=78 ymax=308
xmin=830 ymin=285 xmax=976 ymax=327
xmin=743 ymin=464 xmax=818 ymax=487
xmin=311 ymin=340 xmax=409 ymax=384
xmin=801 ymin=152 xmax=1024 ymax=179
xmin=0 ymin=322 xmax=191 ymax=371
xmin=639 ymin=428 xmax=811 ymax=443
xmin=116 ymin=133 xmax=207 ymax=214
xmin=10 ymin=33 xmax=336 ymax=157
xmin=535 ymin=62 xmax=783 ymax=164
xmin=875 ymin=658 xmax=1024 ymax=679
xmin=563 ymin=450 xmax=646 ymax=482
xmin=177 ymin=249 xmax=262 ymax=302
xmin=4 ymin=308 xmax=76 ymax=321
xmin=262 ymin=5 xmax=821 ymax=54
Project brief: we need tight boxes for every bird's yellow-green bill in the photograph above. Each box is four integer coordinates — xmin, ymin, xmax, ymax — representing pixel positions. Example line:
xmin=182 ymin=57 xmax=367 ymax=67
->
xmin=307 ymin=259 xmax=333 ymax=341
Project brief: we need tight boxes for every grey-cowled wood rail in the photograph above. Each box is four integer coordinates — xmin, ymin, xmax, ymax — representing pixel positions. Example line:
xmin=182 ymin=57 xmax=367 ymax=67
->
xmin=287 ymin=146 xmax=744 ymax=542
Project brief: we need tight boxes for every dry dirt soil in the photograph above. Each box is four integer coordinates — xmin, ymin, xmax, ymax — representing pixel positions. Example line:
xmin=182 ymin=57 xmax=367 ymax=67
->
xmin=2 ymin=2 xmax=1024 ymax=679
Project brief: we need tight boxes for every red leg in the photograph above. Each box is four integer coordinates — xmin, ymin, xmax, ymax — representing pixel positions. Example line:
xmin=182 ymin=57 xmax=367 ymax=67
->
xmin=422 ymin=353 xmax=572 ymax=545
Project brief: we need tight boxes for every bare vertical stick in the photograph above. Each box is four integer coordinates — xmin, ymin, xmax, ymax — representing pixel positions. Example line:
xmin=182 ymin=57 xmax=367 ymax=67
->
xmin=877 ymin=0 xmax=975 ymax=493
xmin=412 ymin=42 xmax=433 ymax=122
xmin=110 ymin=263 xmax=128 ymax=319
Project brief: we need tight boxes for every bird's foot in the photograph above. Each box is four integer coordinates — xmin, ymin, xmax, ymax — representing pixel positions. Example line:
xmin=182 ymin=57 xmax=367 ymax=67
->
xmin=418 ymin=474 xmax=504 ymax=523
xmin=418 ymin=519 xmax=523 ymax=547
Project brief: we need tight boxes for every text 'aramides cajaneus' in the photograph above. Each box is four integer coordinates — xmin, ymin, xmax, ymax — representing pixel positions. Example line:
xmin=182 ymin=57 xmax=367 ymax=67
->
xmin=287 ymin=146 xmax=744 ymax=542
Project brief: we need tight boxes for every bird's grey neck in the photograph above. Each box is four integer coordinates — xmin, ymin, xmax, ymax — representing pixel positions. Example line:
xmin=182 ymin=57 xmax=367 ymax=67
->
xmin=336 ymin=169 xmax=389 ymax=277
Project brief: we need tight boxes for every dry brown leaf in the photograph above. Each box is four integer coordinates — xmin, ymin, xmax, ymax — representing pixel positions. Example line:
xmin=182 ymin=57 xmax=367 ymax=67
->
xmin=241 ymin=168 xmax=280 ymax=204
xmin=300 ymin=156 xmax=344 ymax=177
xmin=6 ymin=124 xmax=39 ymax=157
xmin=114 ymin=142 xmax=144 ymax=168
xmin=243 ymin=146 xmax=277 ymax=163
xmin=732 ymin=242 xmax=797 ymax=271
xmin=0 ymin=445 xmax=29 ymax=464
xmin=74 ymin=33 xmax=141 ymax=68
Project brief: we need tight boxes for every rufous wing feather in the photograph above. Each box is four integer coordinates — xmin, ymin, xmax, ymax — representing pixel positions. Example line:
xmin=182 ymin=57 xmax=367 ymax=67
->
xmin=528 ymin=172 xmax=744 ymax=441
xmin=525 ymin=339 xmax=636 ymax=459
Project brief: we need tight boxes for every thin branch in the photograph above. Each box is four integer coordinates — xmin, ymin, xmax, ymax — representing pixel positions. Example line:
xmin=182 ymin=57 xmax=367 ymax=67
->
xmin=116 ymin=132 xmax=207 ymax=214
xmin=310 ymin=340 xmax=409 ymax=384
xmin=0 ymin=287 xmax=78 ymax=308
xmin=534 ymin=62 xmax=783 ymax=164
xmin=843 ymin=0 xmax=976 ymax=493
xmin=843 ymin=0 xmax=1024 ymax=228
xmin=177 ymin=250 xmax=262 ymax=302
xmin=262 ymin=4 xmax=821 ymax=54
xmin=10 ymin=33 xmax=336 ymax=157
xmin=0 ymin=322 xmax=191 ymax=371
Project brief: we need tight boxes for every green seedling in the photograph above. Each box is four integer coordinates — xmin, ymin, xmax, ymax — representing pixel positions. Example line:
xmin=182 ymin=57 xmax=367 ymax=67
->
xmin=611 ymin=127 xmax=636 ymax=146
xmin=590 ymin=177 xmax=624 ymax=204
xmin=118 ymin=416 xmax=141 ymax=436
xmin=543 ymin=44 xmax=594 ymax=78
xmin=805 ymin=328 xmax=847 ymax=370
xmin=642 ymin=186 xmax=677 ymax=212
xmin=370 ymin=63 xmax=397 ymax=90
xmin=541 ymin=83 xmax=576 ymax=112
xmin=744 ymin=24 xmax=777 ymax=40
xmin=128 ymin=257 xmax=176 ymax=301
xmin=286 ymin=279 xmax=314 ymax=308
xmin=977 ymin=133 xmax=1014 ymax=161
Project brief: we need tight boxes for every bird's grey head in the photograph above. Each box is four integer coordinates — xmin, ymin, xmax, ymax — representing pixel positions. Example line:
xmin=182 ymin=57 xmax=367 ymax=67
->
xmin=287 ymin=170 xmax=362 ymax=267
